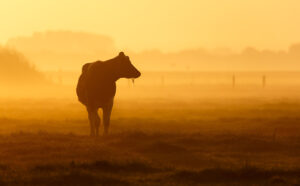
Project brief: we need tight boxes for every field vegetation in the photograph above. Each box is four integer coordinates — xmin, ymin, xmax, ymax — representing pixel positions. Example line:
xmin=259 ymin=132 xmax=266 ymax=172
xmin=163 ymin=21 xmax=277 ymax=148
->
xmin=0 ymin=95 xmax=299 ymax=185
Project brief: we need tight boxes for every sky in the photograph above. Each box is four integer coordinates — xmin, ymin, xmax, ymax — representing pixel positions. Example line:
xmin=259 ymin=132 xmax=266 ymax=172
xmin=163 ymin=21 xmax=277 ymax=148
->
xmin=0 ymin=0 xmax=300 ymax=52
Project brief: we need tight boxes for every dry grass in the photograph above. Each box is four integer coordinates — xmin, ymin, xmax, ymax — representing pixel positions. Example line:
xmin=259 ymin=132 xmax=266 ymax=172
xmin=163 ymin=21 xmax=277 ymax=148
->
xmin=0 ymin=98 xmax=299 ymax=185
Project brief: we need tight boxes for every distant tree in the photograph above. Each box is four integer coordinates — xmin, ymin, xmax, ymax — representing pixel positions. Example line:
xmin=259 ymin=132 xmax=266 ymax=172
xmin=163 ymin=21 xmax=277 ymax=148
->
xmin=0 ymin=46 xmax=46 ymax=85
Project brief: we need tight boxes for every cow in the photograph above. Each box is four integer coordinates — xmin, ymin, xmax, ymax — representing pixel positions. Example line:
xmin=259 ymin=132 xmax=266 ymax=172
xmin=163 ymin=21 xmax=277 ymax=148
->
xmin=76 ymin=52 xmax=141 ymax=136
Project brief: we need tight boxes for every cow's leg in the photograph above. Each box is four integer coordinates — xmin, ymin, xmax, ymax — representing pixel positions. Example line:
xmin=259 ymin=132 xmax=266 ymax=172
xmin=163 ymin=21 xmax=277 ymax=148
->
xmin=87 ymin=107 xmax=97 ymax=136
xmin=103 ymin=100 xmax=114 ymax=135
xmin=94 ymin=110 xmax=101 ymax=136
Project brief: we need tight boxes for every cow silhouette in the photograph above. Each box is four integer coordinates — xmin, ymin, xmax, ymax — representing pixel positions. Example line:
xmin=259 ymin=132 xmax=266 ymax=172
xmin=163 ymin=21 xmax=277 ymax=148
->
xmin=76 ymin=52 xmax=141 ymax=136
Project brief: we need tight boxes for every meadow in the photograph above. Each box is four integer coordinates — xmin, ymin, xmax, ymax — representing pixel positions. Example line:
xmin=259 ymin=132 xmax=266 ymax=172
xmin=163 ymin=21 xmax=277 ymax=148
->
xmin=1 ymin=71 xmax=300 ymax=185
xmin=0 ymin=93 xmax=300 ymax=185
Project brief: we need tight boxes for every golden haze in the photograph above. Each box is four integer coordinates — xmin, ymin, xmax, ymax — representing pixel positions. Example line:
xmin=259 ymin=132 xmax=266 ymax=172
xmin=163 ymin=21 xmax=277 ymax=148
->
xmin=0 ymin=0 xmax=300 ymax=52
xmin=0 ymin=1 xmax=300 ymax=185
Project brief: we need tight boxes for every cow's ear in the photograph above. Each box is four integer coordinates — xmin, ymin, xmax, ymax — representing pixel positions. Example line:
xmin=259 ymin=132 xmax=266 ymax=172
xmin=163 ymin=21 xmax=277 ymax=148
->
xmin=119 ymin=52 xmax=125 ymax=57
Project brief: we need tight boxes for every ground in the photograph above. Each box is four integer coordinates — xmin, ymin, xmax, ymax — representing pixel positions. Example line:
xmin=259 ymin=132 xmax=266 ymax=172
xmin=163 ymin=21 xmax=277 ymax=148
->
xmin=0 ymin=97 xmax=300 ymax=185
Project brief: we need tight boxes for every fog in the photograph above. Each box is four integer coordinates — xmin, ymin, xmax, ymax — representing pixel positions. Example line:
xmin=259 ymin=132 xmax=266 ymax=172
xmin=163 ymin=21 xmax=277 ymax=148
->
xmin=5 ymin=31 xmax=300 ymax=72
xmin=1 ymin=1 xmax=300 ymax=184
xmin=1 ymin=31 xmax=300 ymax=100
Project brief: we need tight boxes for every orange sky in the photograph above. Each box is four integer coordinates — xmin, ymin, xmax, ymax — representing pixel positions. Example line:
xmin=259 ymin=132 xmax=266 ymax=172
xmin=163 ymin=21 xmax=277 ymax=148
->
xmin=0 ymin=0 xmax=299 ymax=52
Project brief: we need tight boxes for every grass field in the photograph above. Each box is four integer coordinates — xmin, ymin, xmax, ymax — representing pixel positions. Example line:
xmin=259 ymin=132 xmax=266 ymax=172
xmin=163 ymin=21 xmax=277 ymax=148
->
xmin=0 ymin=96 xmax=300 ymax=185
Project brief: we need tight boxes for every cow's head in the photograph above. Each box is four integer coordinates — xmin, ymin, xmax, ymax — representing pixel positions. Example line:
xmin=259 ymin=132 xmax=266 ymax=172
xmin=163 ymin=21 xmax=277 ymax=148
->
xmin=116 ymin=52 xmax=141 ymax=78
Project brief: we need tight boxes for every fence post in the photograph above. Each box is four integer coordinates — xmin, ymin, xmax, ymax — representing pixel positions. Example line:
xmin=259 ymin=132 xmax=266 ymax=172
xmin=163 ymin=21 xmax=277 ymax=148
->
xmin=232 ymin=74 xmax=235 ymax=88
xmin=262 ymin=75 xmax=266 ymax=88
